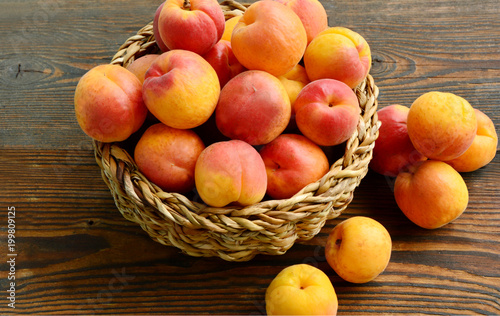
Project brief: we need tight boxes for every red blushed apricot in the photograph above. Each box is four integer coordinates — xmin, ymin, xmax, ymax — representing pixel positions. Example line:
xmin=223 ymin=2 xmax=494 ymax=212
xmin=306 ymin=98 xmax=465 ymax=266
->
xmin=74 ymin=64 xmax=147 ymax=143
xmin=134 ymin=123 xmax=205 ymax=193
xmin=369 ymin=104 xmax=427 ymax=177
xmin=158 ymin=0 xmax=225 ymax=55
xmin=215 ymin=70 xmax=291 ymax=145
xmin=294 ymin=79 xmax=360 ymax=146
xmin=202 ymin=40 xmax=245 ymax=87
xmin=260 ymin=134 xmax=330 ymax=200
xmin=194 ymin=140 xmax=267 ymax=207
xmin=153 ymin=2 xmax=169 ymax=52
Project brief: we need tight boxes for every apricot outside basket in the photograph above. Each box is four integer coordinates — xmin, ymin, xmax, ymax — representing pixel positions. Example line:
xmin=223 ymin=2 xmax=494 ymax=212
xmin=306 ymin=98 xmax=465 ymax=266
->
xmin=93 ymin=0 xmax=380 ymax=262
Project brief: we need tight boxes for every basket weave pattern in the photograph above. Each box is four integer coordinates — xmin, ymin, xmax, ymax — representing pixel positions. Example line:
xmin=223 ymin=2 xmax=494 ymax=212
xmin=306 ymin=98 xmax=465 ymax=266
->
xmin=93 ymin=0 xmax=380 ymax=262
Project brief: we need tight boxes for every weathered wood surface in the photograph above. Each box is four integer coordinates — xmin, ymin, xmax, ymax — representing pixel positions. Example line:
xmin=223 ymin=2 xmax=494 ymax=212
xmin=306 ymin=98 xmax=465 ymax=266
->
xmin=0 ymin=0 xmax=499 ymax=314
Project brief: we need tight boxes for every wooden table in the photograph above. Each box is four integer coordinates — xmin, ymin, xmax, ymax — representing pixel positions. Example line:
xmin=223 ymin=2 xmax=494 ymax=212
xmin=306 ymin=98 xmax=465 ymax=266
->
xmin=1 ymin=0 xmax=499 ymax=314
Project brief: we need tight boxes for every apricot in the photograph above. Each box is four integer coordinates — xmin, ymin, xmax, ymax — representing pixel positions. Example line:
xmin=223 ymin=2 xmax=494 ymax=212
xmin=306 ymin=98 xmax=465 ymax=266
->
xmin=277 ymin=64 xmax=310 ymax=108
xmin=394 ymin=160 xmax=469 ymax=229
xmin=74 ymin=64 xmax=147 ymax=143
xmin=260 ymin=134 xmax=330 ymax=200
xmin=369 ymin=104 xmax=427 ymax=177
xmin=231 ymin=0 xmax=307 ymax=76
xmin=304 ymin=27 xmax=371 ymax=89
xmin=446 ymin=108 xmax=498 ymax=172
xmin=194 ymin=140 xmax=267 ymax=207
xmin=152 ymin=2 xmax=169 ymax=52
xmin=158 ymin=0 xmax=225 ymax=55
xmin=294 ymin=79 xmax=360 ymax=146
xmin=126 ymin=54 xmax=160 ymax=84
xmin=325 ymin=216 xmax=392 ymax=284
xmin=266 ymin=264 xmax=338 ymax=315
xmin=202 ymin=40 xmax=245 ymax=87
xmin=216 ymin=70 xmax=291 ymax=145
xmin=134 ymin=123 xmax=205 ymax=193
xmin=273 ymin=0 xmax=328 ymax=44
xmin=142 ymin=50 xmax=220 ymax=129
xmin=221 ymin=15 xmax=241 ymax=41
xmin=407 ymin=91 xmax=477 ymax=161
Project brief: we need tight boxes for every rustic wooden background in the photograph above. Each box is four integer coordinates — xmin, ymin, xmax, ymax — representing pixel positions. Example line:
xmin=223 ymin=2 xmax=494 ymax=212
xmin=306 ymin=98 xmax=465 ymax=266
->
xmin=0 ymin=0 xmax=499 ymax=314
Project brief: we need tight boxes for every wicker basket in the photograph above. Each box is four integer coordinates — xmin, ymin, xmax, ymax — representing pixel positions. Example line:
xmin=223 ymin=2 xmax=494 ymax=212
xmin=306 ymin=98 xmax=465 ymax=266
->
xmin=93 ymin=0 xmax=380 ymax=262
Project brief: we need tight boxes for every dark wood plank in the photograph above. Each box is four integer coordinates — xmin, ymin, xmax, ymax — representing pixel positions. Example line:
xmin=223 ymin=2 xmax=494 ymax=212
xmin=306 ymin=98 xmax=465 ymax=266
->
xmin=0 ymin=0 xmax=499 ymax=314
xmin=1 ymin=152 xmax=498 ymax=313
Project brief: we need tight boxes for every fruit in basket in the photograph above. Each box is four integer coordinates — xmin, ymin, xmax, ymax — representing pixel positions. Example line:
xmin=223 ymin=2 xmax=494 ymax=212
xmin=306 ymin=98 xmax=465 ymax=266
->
xmin=265 ymin=264 xmax=338 ymax=315
xmin=325 ymin=216 xmax=392 ymax=284
xmin=194 ymin=140 xmax=267 ymax=207
xmin=294 ymin=79 xmax=360 ymax=146
xmin=277 ymin=64 xmax=310 ymax=108
xmin=278 ymin=64 xmax=310 ymax=132
xmin=157 ymin=0 xmax=225 ymax=55
xmin=153 ymin=2 xmax=169 ymax=52
xmin=74 ymin=64 xmax=148 ymax=143
xmin=126 ymin=54 xmax=160 ymax=84
xmin=407 ymin=91 xmax=477 ymax=161
xmin=142 ymin=49 xmax=220 ymax=129
xmin=273 ymin=0 xmax=328 ymax=44
xmin=134 ymin=123 xmax=205 ymax=193
xmin=215 ymin=70 xmax=291 ymax=145
xmin=260 ymin=134 xmax=329 ymax=199
xmin=304 ymin=27 xmax=371 ymax=89
xmin=221 ymin=15 xmax=242 ymax=41
xmin=202 ymin=40 xmax=245 ymax=87
xmin=394 ymin=160 xmax=469 ymax=229
xmin=231 ymin=0 xmax=307 ymax=76
xmin=445 ymin=108 xmax=498 ymax=172
xmin=370 ymin=104 xmax=427 ymax=177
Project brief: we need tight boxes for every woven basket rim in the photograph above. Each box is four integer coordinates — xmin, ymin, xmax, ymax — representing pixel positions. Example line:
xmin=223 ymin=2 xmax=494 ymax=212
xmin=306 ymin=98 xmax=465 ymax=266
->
xmin=93 ymin=0 xmax=381 ymax=262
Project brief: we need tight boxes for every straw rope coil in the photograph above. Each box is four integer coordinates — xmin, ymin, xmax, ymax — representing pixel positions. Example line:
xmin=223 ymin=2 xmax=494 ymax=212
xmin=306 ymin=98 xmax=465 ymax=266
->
xmin=94 ymin=0 xmax=381 ymax=262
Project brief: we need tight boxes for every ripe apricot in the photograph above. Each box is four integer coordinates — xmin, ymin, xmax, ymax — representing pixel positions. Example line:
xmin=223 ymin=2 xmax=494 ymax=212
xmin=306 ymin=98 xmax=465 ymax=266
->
xmin=74 ymin=64 xmax=147 ymax=143
xmin=231 ymin=0 xmax=307 ymax=76
xmin=325 ymin=216 xmax=392 ymax=284
xmin=126 ymin=54 xmax=160 ymax=84
xmin=273 ymin=0 xmax=328 ymax=44
xmin=446 ymin=108 xmax=498 ymax=172
xmin=394 ymin=160 xmax=469 ymax=229
xmin=266 ymin=264 xmax=338 ymax=315
xmin=142 ymin=50 xmax=220 ymax=129
xmin=216 ymin=70 xmax=291 ymax=145
xmin=134 ymin=123 xmax=205 ymax=193
xmin=260 ymin=134 xmax=329 ymax=200
xmin=304 ymin=27 xmax=371 ymax=89
xmin=221 ymin=15 xmax=242 ymax=41
xmin=195 ymin=140 xmax=267 ymax=207
xmin=277 ymin=64 xmax=310 ymax=108
xmin=407 ymin=91 xmax=477 ymax=161
xmin=369 ymin=104 xmax=427 ymax=177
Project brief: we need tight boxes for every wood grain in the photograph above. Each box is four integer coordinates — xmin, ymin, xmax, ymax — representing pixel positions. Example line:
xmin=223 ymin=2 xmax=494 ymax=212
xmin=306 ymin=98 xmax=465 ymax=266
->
xmin=0 ymin=0 xmax=499 ymax=314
